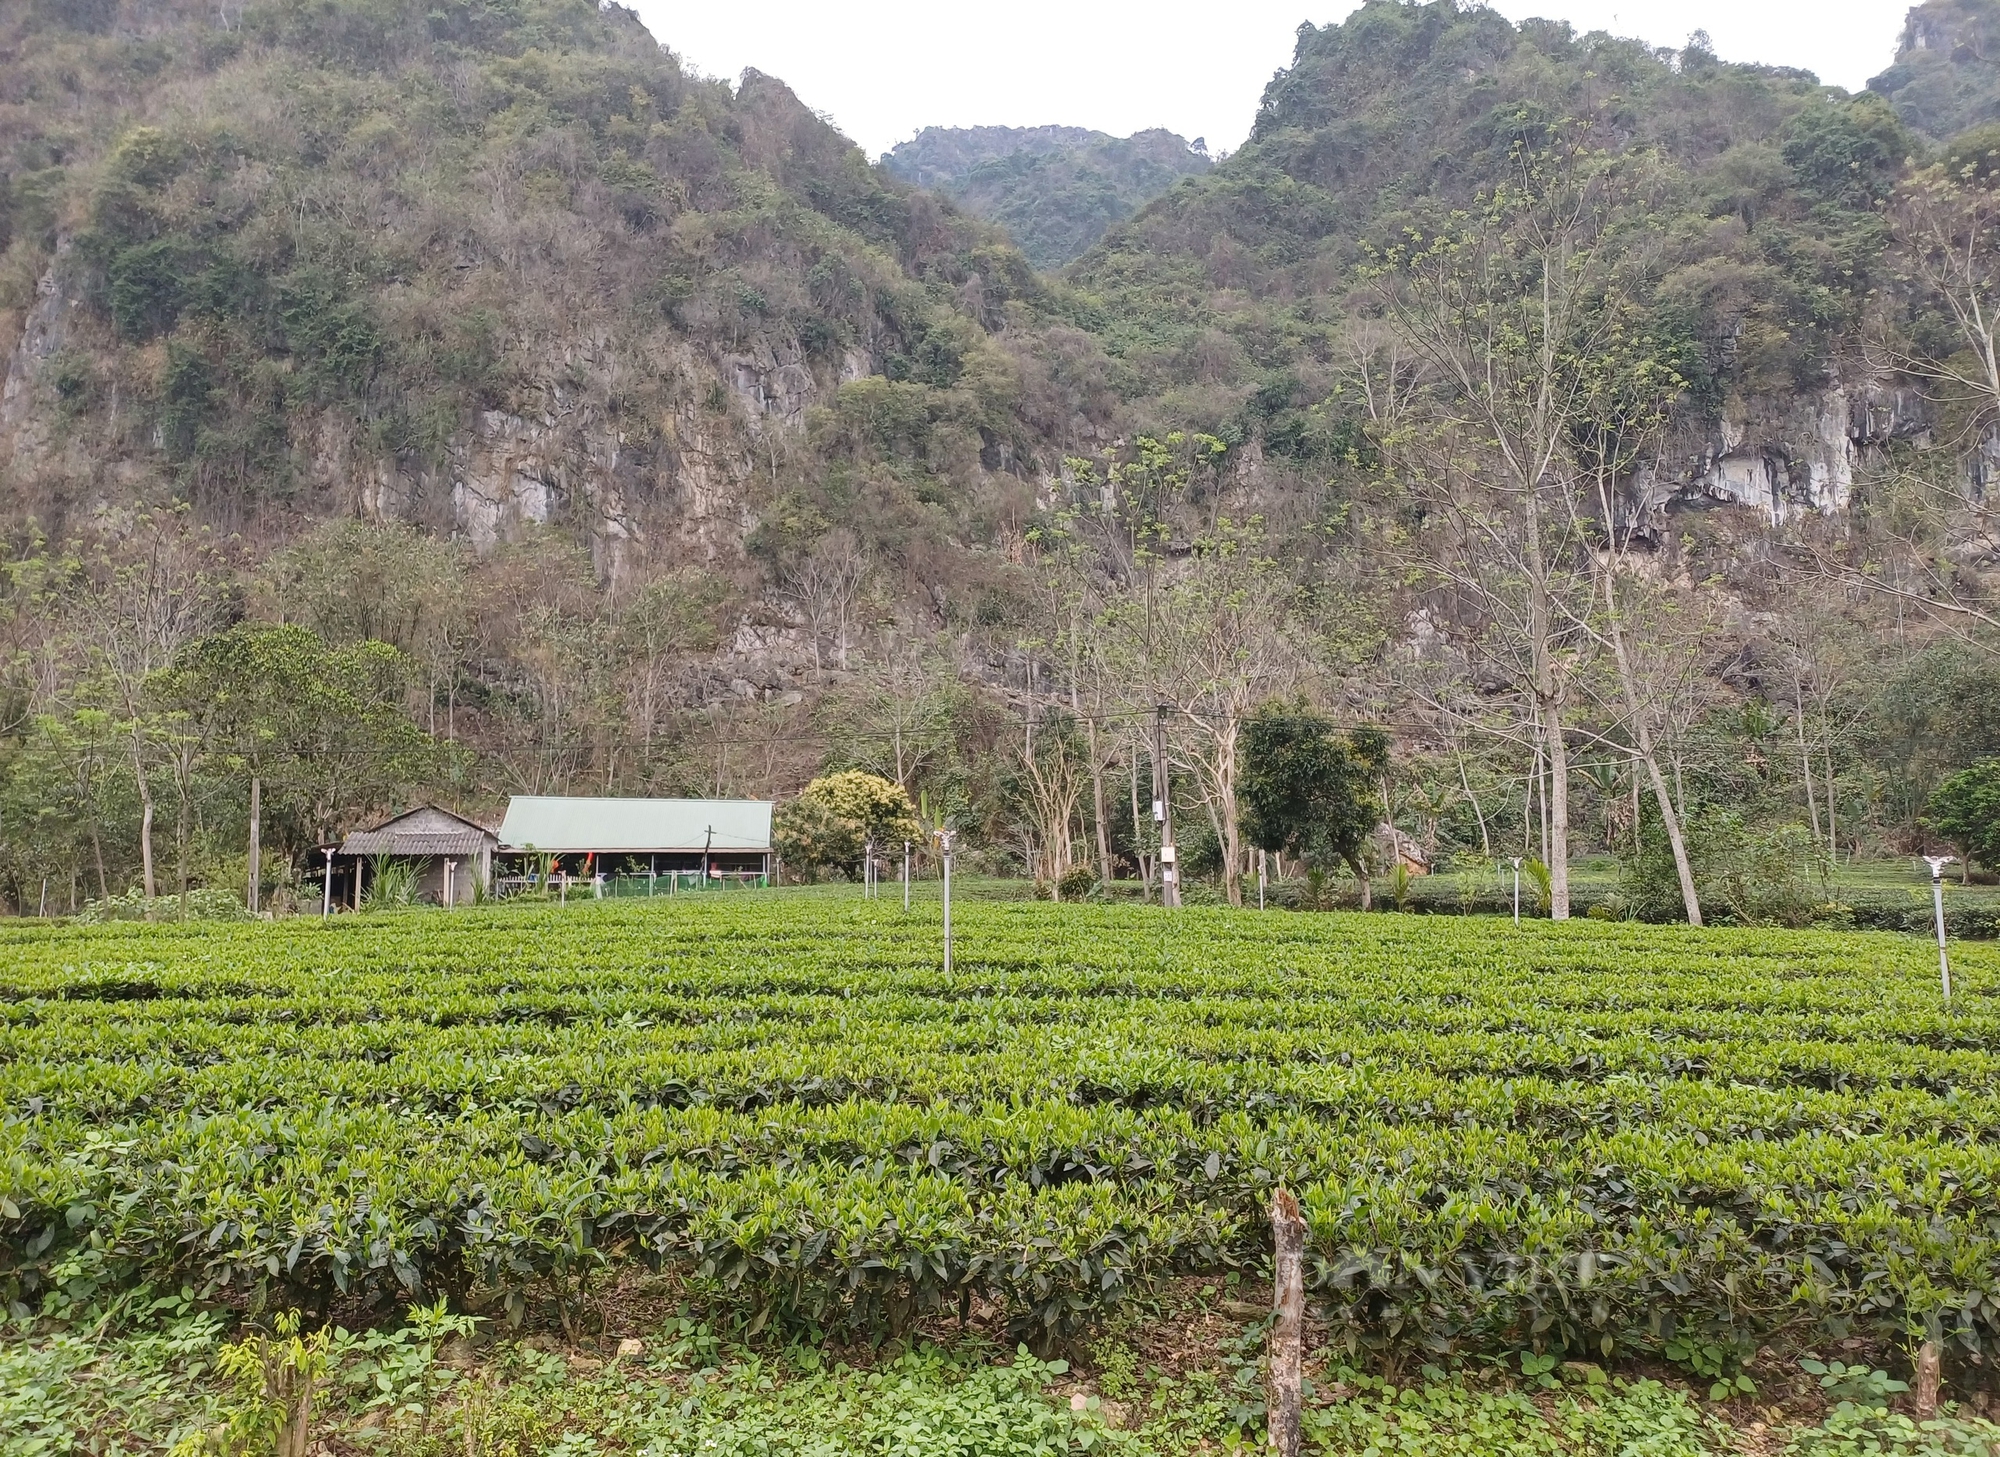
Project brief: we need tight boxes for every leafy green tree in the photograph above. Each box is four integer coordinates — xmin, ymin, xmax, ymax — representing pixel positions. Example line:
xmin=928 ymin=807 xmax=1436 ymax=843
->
xmin=152 ymin=625 xmax=444 ymax=896
xmin=1926 ymin=759 xmax=2000 ymax=874
xmin=0 ymin=706 xmax=126 ymax=904
xmin=1239 ymin=700 xmax=1387 ymax=906
xmin=775 ymin=771 xmax=920 ymax=881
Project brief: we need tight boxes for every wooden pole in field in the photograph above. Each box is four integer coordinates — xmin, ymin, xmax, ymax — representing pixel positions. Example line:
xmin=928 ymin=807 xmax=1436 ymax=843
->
xmin=247 ymin=775 xmax=261 ymax=913
xmin=1268 ymin=1188 xmax=1305 ymax=1457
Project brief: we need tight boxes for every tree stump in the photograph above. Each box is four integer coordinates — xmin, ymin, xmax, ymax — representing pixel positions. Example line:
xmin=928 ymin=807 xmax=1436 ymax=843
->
xmin=1913 ymin=1340 xmax=1942 ymax=1419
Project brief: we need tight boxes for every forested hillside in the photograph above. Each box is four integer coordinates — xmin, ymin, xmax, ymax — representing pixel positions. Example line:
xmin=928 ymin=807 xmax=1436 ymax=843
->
xmin=881 ymin=125 xmax=1212 ymax=268
xmin=6 ymin=0 xmax=2000 ymax=924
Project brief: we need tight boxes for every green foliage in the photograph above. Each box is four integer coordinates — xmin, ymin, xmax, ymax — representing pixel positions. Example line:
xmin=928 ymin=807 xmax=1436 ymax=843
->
xmin=1305 ymin=1367 xmax=1724 ymax=1455
xmin=172 ymin=1311 xmax=331 ymax=1457
xmin=0 ymin=1310 xmax=228 ymax=1454
xmin=150 ymin=623 xmax=445 ymax=858
xmin=3 ymin=899 xmax=2000 ymax=1362
xmin=1056 ymin=863 xmax=1098 ymax=900
xmin=1926 ymin=759 xmax=2000 ymax=870
xmin=639 ymin=1344 xmax=1107 ymax=1455
xmin=1239 ymin=701 xmax=1386 ymax=882
xmin=73 ymin=887 xmax=253 ymax=924
xmin=1621 ymin=798 xmax=1841 ymax=928
xmin=774 ymin=770 xmax=920 ymax=880
xmin=363 ymin=856 xmax=420 ymax=911
xmin=882 ymin=125 xmax=1214 ymax=270
xmin=1071 ymin=0 xmax=1903 ymax=425
xmin=1799 ymin=1357 xmax=1909 ymax=1406
xmin=1867 ymin=0 xmax=2000 ymax=141
xmin=1786 ymin=1402 xmax=2000 ymax=1456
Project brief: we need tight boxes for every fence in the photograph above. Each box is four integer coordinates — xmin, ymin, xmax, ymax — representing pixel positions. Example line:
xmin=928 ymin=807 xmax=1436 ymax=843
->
xmin=600 ymin=871 xmax=768 ymax=896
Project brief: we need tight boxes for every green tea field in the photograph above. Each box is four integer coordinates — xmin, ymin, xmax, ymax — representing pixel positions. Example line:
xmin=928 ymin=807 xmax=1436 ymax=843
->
xmin=4 ymin=897 xmax=2000 ymax=1452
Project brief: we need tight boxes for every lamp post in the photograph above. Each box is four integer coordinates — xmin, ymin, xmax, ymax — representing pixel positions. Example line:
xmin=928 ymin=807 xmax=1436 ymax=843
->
xmin=1923 ymin=855 xmax=1956 ymax=1004
xmin=1510 ymin=857 xmax=1522 ymax=927
xmin=935 ymin=828 xmax=957 ymax=974
xmin=1154 ymin=705 xmax=1179 ymax=908
xmin=903 ymin=839 xmax=911 ymax=913
xmin=322 ymin=848 xmax=334 ymax=919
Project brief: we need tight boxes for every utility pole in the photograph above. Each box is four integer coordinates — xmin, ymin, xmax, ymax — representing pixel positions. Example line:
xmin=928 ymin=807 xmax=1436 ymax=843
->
xmin=1510 ymin=857 xmax=1522 ymax=927
xmin=903 ymin=839 xmax=911 ymax=912
xmin=322 ymin=848 xmax=334 ymax=919
xmin=1154 ymin=704 xmax=1179 ymax=907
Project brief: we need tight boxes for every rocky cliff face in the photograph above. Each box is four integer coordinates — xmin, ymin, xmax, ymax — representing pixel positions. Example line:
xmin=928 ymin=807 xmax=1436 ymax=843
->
xmin=1643 ymin=382 xmax=1936 ymax=527
xmin=1869 ymin=0 xmax=2000 ymax=139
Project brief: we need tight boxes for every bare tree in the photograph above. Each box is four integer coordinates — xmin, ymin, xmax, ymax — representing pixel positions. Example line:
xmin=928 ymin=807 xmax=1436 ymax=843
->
xmin=786 ymin=529 xmax=867 ymax=673
xmin=1109 ymin=526 xmax=1302 ymax=907
xmin=75 ymin=519 xmax=225 ymax=901
xmin=1371 ymin=132 xmax=1644 ymax=918
xmin=1014 ymin=707 xmax=1088 ymax=886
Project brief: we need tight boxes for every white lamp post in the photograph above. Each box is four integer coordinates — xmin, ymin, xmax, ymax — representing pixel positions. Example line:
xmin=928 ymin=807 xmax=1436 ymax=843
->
xmin=1510 ymin=857 xmax=1522 ymax=927
xmin=322 ymin=848 xmax=335 ymax=919
xmin=1923 ymin=855 xmax=1956 ymax=1004
xmin=935 ymin=828 xmax=957 ymax=974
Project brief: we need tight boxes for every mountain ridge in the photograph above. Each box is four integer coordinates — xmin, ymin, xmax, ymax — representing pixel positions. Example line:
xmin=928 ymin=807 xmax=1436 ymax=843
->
xmin=880 ymin=124 xmax=1212 ymax=269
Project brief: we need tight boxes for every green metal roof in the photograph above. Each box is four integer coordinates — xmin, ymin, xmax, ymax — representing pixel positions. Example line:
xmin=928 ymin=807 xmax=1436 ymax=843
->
xmin=497 ymin=797 xmax=773 ymax=854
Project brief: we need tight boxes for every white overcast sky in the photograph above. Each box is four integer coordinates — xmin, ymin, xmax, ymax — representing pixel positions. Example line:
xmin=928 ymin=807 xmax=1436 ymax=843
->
xmin=626 ymin=1 xmax=1913 ymax=159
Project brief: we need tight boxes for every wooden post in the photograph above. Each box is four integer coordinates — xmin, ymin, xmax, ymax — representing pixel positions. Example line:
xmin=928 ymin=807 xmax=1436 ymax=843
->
xmin=247 ymin=775 xmax=261 ymax=913
xmin=1913 ymin=1340 xmax=1942 ymax=1419
xmin=1269 ymin=1189 xmax=1305 ymax=1457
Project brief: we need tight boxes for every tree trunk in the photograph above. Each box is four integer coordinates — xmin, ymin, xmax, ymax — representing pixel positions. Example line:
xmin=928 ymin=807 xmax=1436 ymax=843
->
xmin=247 ymin=774 xmax=262 ymax=913
xmin=1088 ymin=718 xmax=1111 ymax=882
xmin=1522 ymin=483 xmax=1569 ymax=918
xmin=1218 ymin=720 xmax=1242 ymax=908
xmin=1541 ymin=699 xmax=1571 ymax=920
xmin=132 ymin=736 xmax=157 ymax=902
xmin=1795 ymin=680 xmax=1822 ymax=843
xmin=1129 ymin=745 xmax=1152 ymax=901
xmin=1345 ymin=851 xmax=1372 ymax=910
xmin=1604 ymin=575 xmax=1701 ymax=925
xmin=1457 ymin=756 xmax=1491 ymax=858
xmin=176 ymin=796 xmax=190 ymax=921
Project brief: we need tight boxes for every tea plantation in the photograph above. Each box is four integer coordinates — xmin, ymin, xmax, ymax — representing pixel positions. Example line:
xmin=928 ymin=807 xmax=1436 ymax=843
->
xmin=4 ymin=894 xmax=1996 ymax=1383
